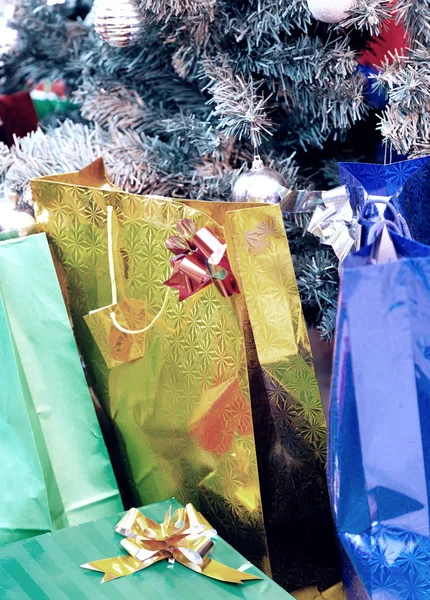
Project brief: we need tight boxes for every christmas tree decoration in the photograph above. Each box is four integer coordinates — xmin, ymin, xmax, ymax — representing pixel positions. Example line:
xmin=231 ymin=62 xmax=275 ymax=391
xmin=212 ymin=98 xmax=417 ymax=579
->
xmin=0 ymin=91 xmax=38 ymax=146
xmin=307 ymin=0 xmax=357 ymax=24
xmin=232 ymin=156 xmax=290 ymax=204
xmin=0 ymin=194 xmax=36 ymax=238
xmin=93 ymin=0 xmax=145 ymax=48
xmin=358 ymin=17 xmax=407 ymax=67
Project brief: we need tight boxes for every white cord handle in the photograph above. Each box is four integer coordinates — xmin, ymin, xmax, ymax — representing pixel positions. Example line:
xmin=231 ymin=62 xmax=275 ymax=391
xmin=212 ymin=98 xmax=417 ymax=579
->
xmin=107 ymin=205 xmax=169 ymax=335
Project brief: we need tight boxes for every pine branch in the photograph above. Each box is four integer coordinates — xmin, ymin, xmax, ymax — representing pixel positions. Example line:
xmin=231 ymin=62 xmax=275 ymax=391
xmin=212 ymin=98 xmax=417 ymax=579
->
xmin=395 ymin=0 xmax=430 ymax=47
xmin=296 ymin=248 xmax=339 ymax=326
xmin=234 ymin=35 xmax=367 ymax=142
xmin=75 ymin=82 xmax=167 ymax=136
xmin=140 ymin=0 xmax=215 ymax=19
xmin=161 ymin=113 xmax=226 ymax=157
xmin=339 ymin=0 xmax=392 ymax=36
xmin=317 ymin=307 xmax=337 ymax=342
xmin=200 ymin=58 xmax=274 ymax=148
xmin=375 ymin=47 xmax=430 ymax=156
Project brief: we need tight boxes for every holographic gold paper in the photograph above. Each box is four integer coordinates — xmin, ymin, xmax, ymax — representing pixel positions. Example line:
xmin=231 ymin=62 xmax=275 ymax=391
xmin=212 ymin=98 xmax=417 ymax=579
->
xmin=83 ymin=208 xmax=148 ymax=368
xmin=31 ymin=158 xmax=340 ymax=592
xmin=81 ymin=503 xmax=261 ymax=584
xmin=84 ymin=299 xmax=147 ymax=369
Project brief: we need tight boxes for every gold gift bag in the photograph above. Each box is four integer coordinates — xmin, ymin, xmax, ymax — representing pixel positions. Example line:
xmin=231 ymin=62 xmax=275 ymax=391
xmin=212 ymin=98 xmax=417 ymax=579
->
xmin=32 ymin=159 xmax=340 ymax=592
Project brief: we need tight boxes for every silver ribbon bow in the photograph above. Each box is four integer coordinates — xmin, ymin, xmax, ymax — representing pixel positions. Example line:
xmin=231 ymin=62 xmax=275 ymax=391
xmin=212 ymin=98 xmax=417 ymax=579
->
xmin=306 ymin=186 xmax=358 ymax=261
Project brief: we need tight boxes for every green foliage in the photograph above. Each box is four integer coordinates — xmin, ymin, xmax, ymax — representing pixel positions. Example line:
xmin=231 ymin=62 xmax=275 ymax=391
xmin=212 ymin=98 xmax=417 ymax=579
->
xmin=284 ymin=213 xmax=339 ymax=339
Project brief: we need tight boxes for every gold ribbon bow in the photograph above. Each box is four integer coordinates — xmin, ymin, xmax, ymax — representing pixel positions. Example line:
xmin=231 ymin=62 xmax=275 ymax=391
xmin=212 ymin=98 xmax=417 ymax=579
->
xmin=81 ymin=504 xmax=261 ymax=584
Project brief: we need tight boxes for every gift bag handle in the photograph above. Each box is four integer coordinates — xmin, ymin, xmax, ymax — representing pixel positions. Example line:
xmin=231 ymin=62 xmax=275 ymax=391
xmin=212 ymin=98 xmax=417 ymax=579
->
xmin=107 ymin=205 xmax=169 ymax=335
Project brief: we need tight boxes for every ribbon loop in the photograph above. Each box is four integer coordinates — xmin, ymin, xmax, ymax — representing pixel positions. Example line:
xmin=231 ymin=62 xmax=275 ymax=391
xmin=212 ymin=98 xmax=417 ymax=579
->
xmin=81 ymin=504 xmax=261 ymax=585
xmin=164 ymin=219 xmax=239 ymax=301
xmin=307 ymin=185 xmax=358 ymax=261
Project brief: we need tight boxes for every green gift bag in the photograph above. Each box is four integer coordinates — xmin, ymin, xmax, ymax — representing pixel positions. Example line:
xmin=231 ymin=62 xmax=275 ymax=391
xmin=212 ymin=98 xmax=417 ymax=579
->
xmin=0 ymin=233 xmax=122 ymax=546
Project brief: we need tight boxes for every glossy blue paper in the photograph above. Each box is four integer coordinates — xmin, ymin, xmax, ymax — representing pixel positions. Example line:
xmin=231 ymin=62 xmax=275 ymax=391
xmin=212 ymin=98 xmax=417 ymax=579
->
xmin=339 ymin=156 xmax=430 ymax=245
xmin=329 ymin=231 xmax=430 ymax=599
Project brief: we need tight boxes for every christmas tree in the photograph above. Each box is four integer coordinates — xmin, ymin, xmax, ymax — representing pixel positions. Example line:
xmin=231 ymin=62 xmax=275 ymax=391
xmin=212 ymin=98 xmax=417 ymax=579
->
xmin=0 ymin=0 xmax=428 ymax=339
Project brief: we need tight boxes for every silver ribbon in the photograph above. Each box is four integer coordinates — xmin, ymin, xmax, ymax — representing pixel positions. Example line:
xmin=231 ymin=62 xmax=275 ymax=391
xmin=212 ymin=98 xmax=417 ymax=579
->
xmin=279 ymin=189 xmax=324 ymax=214
xmin=306 ymin=186 xmax=358 ymax=262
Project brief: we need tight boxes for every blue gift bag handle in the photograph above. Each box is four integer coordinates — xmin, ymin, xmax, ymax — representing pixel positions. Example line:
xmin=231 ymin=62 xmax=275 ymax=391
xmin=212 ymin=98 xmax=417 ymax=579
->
xmin=360 ymin=198 xmax=411 ymax=243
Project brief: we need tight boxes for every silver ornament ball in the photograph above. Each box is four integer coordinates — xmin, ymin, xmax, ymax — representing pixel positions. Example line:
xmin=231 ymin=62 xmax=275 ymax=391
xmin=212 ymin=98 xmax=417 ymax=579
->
xmin=93 ymin=0 xmax=145 ymax=48
xmin=232 ymin=158 xmax=289 ymax=204
xmin=306 ymin=0 xmax=357 ymax=23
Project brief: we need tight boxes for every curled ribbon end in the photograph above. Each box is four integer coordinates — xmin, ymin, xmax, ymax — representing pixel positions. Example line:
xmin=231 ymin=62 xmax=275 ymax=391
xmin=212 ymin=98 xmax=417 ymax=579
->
xmin=81 ymin=562 xmax=97 ymax=571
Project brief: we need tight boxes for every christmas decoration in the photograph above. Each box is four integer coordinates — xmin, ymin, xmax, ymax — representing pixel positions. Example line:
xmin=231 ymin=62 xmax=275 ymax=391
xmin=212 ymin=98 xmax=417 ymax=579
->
xmin=358 ymin=18 xmax=407 ymax=68
xmin=0 ymin=91 xmax=38 ymax=146
xmin=0 ymin=194 xmax=36 ymax=238
xmin=307 ymin=0 xmax=356 ymax=24
xmin=2 ymin=0 xmax=429 ymax=342
xmin=232 ymin=156 xmax=289 ymax=204
xmin=82 ymin=503 xmax=261 ymax=584
xmin=32 ymin=158 xmax=341 ymax=593
xmin=164 ymin=218 xmax=239 ymax=300
xmin=0 ymin=499 xmax=292 ymax=599
xmin=93 ymin=0 xmax=145 ymax=48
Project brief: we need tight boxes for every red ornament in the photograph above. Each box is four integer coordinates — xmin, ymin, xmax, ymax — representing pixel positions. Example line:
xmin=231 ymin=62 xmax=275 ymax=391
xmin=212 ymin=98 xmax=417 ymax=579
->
xmin=359 ymin=15 xmax=407 ymax=68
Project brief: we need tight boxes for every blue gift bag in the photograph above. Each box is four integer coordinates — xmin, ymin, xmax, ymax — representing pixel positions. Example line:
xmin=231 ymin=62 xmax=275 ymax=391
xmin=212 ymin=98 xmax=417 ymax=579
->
xmin=339 ymin=156 xmax=430 ymax=246
xmin=329 ymin=228 xmax=430 ymax=599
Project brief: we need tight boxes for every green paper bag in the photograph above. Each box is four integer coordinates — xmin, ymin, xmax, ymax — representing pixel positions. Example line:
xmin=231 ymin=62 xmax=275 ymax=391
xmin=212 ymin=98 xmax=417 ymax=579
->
xmin=0 ymin=291 xmax=53 ymax=544
xmin=0 ymin=233 xmax=122 ymax=546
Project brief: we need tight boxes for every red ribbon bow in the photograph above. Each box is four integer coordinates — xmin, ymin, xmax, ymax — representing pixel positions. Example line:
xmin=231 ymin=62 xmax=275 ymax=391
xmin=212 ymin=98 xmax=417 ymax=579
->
xmin=164 ymin=219 xmax=239 ymax=301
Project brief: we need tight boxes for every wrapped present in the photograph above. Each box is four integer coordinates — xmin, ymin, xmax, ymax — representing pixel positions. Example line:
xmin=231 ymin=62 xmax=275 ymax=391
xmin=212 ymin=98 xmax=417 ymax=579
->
xmin=328 ymin=223 xmax=430 ymax=599
xmin=0 ymin=498 xmax=293 ymax=599
xmin=0 ymin=233 xmax=122 ymax=546
xmin=31 ymin=158 xmax=341 ymax=591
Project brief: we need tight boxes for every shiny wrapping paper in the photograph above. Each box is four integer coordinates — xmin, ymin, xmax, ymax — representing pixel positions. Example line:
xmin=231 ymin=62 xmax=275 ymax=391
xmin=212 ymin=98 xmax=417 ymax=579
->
xmin=0 ymin=233 xmax=122 ymax=546
xmin=31 ymin=158 xmax=340 ymax=591
xmin=338 ymin=156 xmax=430 ymax=246
xmin=329 ymin=231 xmax=430 ymax=599
xmin=81 ymin=502 xmax=261 ymax=584
xmin=0 ymin=499 xmax=292 ymax=599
